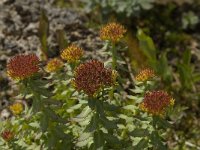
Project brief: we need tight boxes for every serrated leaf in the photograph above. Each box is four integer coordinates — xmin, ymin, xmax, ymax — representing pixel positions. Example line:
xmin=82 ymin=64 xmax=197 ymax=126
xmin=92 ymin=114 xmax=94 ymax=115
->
xmin=94 ymin=130 xmax=104 ymax=150
xmin=134 ymin=138 xmax=148 ymax=150
xmin=78 ymin=132 xmax=92 ymax=142
xmin=85 ymin=114 xmax=98 ymax=132
xmin=100 ymin=116 xmax=117 ymax=129
xmin=129 ymin=129 xmax=149 ymax=137
xmin=67 ymin=104 xmax=82 ymax=113
xmin=40 ymin=113 xmax=48 ymax=132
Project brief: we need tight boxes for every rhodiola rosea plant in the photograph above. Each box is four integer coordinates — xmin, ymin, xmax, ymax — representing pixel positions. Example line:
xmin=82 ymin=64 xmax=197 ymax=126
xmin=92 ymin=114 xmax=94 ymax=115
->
xmin=0 ymin=22 xmax=174 ymax=150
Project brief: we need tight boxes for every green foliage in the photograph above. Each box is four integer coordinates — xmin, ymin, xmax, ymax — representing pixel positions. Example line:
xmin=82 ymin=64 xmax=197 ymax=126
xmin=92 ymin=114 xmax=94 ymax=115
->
xmin=83 ymin=0 xmax=155 ymax=17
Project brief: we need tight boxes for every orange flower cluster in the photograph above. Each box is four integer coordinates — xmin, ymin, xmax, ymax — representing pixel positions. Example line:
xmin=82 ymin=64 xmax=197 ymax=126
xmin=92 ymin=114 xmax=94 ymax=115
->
xmin=135 ymin=68 xmax=155 ymax=82
xmin=1 ymin=130 xmax=14 ymax=141
xmin=72 ymin=60 xmax=116 ymax=96
xmin=139 ymin=91 xmax=174 ymax=116
xmin=100 ymin=22 xmax=126 ymax=43
xmin=61 ymin=44 xmax=84 ymax=63
xmin=45 ymin=58 xmax=63 ymax=72
xmin=7 ymin=54 xmax=40 ymax=80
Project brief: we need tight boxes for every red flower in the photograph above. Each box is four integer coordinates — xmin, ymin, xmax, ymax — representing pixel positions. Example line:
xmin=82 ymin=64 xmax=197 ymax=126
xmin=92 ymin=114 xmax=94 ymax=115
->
xmin=7 ymin=54 xmax=40 ymax=80
xmin=1 ymin=130 xmax=14 ymax=141
xmin=72 ymin=60 xmax=116 ymax=96
xmin=139 ymin=91 xmax=174 ymax=116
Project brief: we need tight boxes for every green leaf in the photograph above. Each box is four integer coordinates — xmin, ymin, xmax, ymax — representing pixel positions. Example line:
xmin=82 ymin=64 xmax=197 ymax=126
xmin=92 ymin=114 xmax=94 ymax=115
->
xmin=40 ymin=113 xmax=49 ymax=132
xmin=100 ymin=116 xmax=117 ymax=129
xmin=85 ymin=113 xmax=98 ymax=132
xmin=78 ymin=132 xmax=92 ymax=142
xmin=103 ymin=102 xmax=120 ymax=111
xmin=94 ymin=130 xmax=104 ymax=150
xmin=157 ymin=52 xmax=173 ymax=83
xmin=88 ymin=98 xmax=96 ymax=109
xmin=103 ymin=133 xmax=120 ymax=144
xmin=56 ymin=29 xmax=68 ymax=50
xmin=137 ymin=29 xmax=157 ymax=65
xmin=67 ymin=104 xmax=82 ymax=113
xmin=44 ymin=107 xmax=67 ymax=123
xmin=96 ymin=100 xmax=104 ymax=116
xmin=76 ymin=106 xmax=92 ymax=118
xmin=129 ymin=129 xmax=149 ymax=137
xmin=134 ymin=138 xmax=148 ymax=150
xmin=76 ymin=136 xmax=93 ymax=147
xmin=48 ymin=133 xmax=56 ymax=149
xmin=183 ymin=49 xmax=191 ymax=65
xmin=150 ymin=131 xmax=167 ymax=150
xmin=153 ymin=116 xmax=171 ymax=129
xmin=39 ymin=9 xmax=49 ymax=60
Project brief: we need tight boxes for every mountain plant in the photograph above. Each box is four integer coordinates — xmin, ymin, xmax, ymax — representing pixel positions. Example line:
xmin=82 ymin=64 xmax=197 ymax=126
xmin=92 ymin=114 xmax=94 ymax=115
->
xmin=0 ymin=22 xmax=174 ymax=150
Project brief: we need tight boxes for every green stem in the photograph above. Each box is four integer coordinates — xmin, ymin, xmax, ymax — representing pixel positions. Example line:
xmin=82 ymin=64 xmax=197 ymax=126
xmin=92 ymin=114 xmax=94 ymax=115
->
xmin=111 ymin=43 xmax=117 ymax=70
xmin=109 ymin=43 xmax=117 ymax=100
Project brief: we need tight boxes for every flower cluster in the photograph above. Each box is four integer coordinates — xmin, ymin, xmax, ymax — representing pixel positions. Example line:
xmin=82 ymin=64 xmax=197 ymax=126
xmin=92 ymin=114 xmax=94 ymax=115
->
xmin=7 ymin=54 xmax=40 ymax=80
xmin=45 ymin=58 xmax=63 ymax=73
xmin=1 ymin=130 xmax=14 ymax=141
xmin=72 ymin=60 xmax=116 ymax=96
xmin=100 ymin=22 xmax=126 ymax=43
xmin=139 ymin=91 xmax=174 ymax=116
xmin=135 ymin=68 xmax=155 ymax=82
xmin=61 ymin=44 xmax=84 ymax=63
xmin=9 ymin=102 xmax=23 ymax=115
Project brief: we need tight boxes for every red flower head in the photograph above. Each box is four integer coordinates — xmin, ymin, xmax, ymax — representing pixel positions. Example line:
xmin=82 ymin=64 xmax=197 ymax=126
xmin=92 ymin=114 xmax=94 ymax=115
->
xmin=139 ymin=91 xmax=174 ymax=116
xmin=7 ymin=54 xmax=40 ymax=80
xmin=1 ymin=130 xmax=14 ymax=141
xmin=72 ymin=60 xmax=116 ymax=96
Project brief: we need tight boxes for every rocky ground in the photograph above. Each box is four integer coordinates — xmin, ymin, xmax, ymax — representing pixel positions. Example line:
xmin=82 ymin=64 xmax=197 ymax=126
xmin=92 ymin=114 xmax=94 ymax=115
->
xmin=0 ymin=0 xmax=103 ymax=119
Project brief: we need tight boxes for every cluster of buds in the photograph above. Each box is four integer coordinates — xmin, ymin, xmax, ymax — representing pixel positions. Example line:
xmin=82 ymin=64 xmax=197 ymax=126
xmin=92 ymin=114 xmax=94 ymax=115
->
xmin=135 ymin=68 xmax=156 ymax=82
xmin=100 ymin=22 xmax=126 ymax=43
xmin=72 ymin=60 xmax=117 ymax=96
xmin=139 ymin=90 xmax=175 ymax=117
xmin=1 ymin=130 xmax=14 ymax=141
xmin=60 ymin=44 xmax=84 ymax=63
xmin=7 ymin=54 xmax=40 ymax=80
xmin=45 ymin=58 xmax=63 ymax=73
xmin=9 ymin=102 xmax=24 ymax=115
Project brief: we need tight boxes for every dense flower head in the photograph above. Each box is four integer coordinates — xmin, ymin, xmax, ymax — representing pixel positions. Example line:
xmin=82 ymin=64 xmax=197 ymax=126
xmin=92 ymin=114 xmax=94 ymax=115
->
xmin=1 ymin=130 xmax=14 ymax=141
xmin=100 ymin=22 xmax=126 ymax=43
xmin=72 ymin=60 xmax=116 ymax=96
xmin=9 ymin=102 xmax=23 ymax=115
xmin=139 ymin=91 xmax=174 ymax=116
xmin=60 ymin=44 xmax=84 ymax=63
xmin=7 ymin=54 xmax=40 ymax=80
xmin=45 ymin=58 xmax=63 ymax=72
xmin=135 ymin=68 xmax=156 ymax=82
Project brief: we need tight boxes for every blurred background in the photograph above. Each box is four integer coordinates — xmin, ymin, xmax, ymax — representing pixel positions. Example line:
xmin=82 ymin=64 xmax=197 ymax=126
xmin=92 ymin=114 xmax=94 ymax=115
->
xmin=0 ymin=0 xmax=200 ymax=149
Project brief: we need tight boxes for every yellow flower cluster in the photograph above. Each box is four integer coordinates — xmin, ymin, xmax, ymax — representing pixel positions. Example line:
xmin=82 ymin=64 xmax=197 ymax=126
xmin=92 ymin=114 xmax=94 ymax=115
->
xmin=9 ymin=103 xmax=23 ymax=115
xmin=60 ymin=44 xmax=84 ymax=63
xmin=45 ymin=58 xmax=63 ymax=73
xmin=100 ymin=22 xmax=126 ymax=43
xmin=135 ymin=68 xmax=155 ymax=82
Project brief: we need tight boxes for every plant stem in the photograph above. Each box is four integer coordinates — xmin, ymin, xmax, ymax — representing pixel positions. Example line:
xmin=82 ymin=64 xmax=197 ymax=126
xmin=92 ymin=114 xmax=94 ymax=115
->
xmin=109 ymin=43 xmax=117 ymax=100
xmin=111 ymin=43 xmax=117 ymax=70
